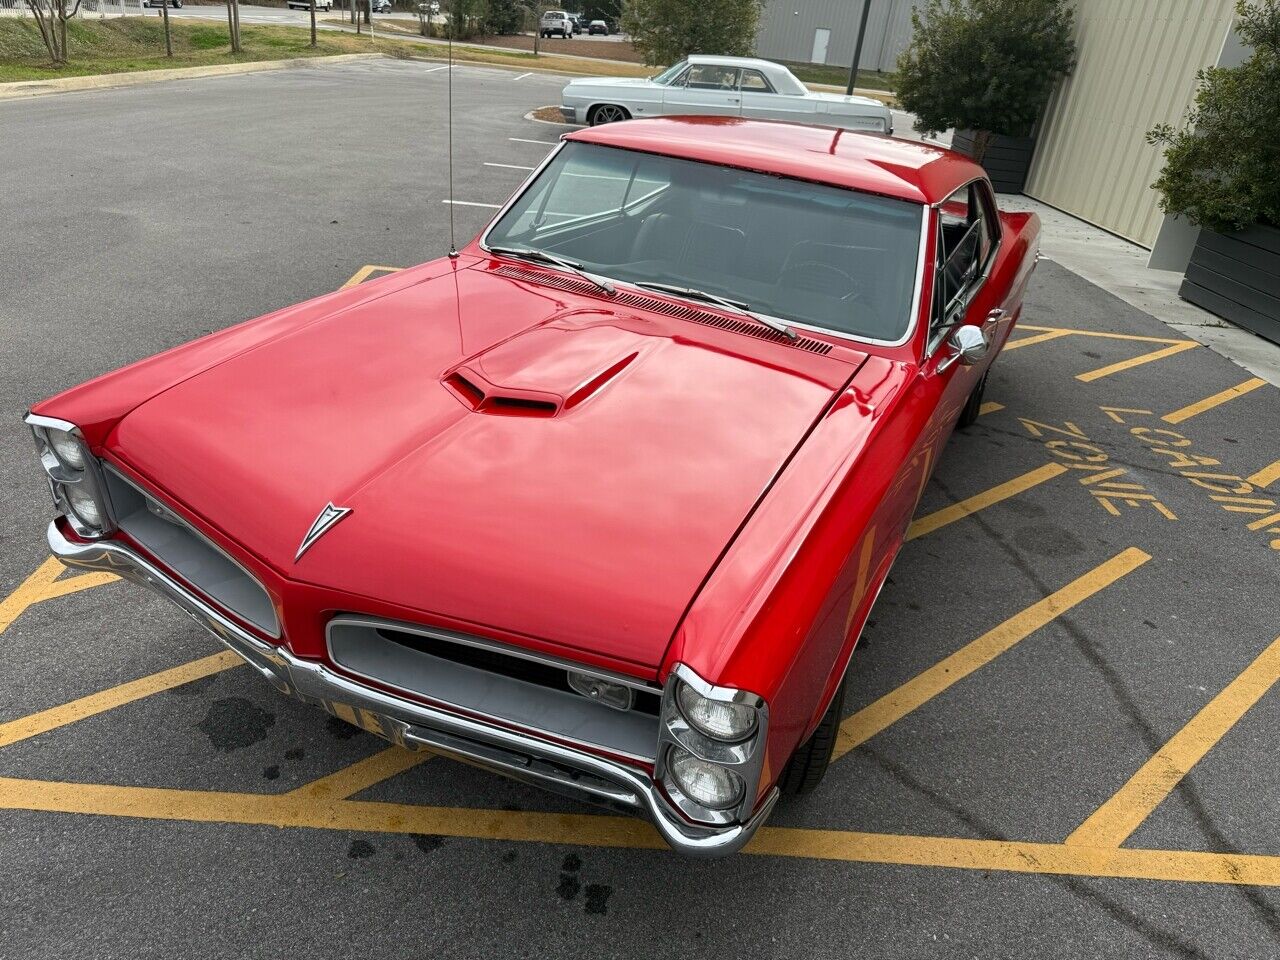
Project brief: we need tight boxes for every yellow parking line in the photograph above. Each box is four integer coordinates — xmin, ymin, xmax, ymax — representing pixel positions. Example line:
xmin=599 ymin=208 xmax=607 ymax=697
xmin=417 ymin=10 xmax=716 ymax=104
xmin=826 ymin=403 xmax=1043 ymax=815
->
xmin=906 ymin=462 xmax=1068 ymax=541
xmin=287 ymin=746 xmax=431 ymax=801
xmin=1076 ymin=341 xmax=1200 ymax=383
xmin=831 ymin=548 xmax=1151 ymax=761
xmin=1066 ymin=633 xmax=1280 ymax=849
xmin=1018 ymin=325 xmax=1185 ymax=345
xmin=1162 ymin=377 xmax=1268 ymax=424
xmin=0 ymin=557 xmax=118 ymax=636
xmin=340 ymin=265 xmax=404 ymax=289
xmin=1 ymin=774 xmax=1277 ymax=885
xmin=1002 ymin=329 xmax=1074 ymax=351
xmin=978 ymin=401 xmax=1004 ymax=416
xmin=1246 ymin=459 xmax=1280 ymax=491
xmin=0 ymin=652 xmax=243 ymax=749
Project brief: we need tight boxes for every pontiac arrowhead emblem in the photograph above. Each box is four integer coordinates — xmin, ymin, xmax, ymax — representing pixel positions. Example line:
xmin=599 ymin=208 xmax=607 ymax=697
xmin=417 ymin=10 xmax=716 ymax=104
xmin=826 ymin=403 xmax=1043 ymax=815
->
xmin=296 ymin=502 xmax=351 ymax=561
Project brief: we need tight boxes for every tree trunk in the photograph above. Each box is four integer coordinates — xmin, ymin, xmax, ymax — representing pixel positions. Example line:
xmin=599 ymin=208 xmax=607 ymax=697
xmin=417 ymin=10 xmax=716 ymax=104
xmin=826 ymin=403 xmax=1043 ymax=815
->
xmin=232 ymin=0 xmax=241 ymax=52
xmin=160 ymin=0 xmax=171 ymax=56
xmin=309 ymin=0 xmax=316 ymax=46
xmin=58 ymin=0 xmax=68 ymax=63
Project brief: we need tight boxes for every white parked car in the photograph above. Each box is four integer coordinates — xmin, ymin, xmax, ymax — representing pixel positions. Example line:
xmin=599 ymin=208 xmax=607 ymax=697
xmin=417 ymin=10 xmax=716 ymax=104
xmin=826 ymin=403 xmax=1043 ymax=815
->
xmin=286 ymin=0 xmax=334 ymax=8
xmin=560 ymin=55 xmax=893 ymax=133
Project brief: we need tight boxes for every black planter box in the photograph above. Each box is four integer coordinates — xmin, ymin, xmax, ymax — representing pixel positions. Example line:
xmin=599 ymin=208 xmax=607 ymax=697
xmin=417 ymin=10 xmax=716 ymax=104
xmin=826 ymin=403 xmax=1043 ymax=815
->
xmin=951 ymin=130 xmax=1036 ymax=194
xmin=1180 ymin=224 xmax=1280 ymax=346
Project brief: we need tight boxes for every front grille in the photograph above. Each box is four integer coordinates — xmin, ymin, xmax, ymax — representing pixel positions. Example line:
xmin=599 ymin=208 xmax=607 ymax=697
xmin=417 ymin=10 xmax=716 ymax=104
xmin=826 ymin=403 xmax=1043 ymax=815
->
xmin=102 ymin=465 xmax=280 ymax=637
xmin=328 ymin=615 xmax=661 ymax=762
xmin=492 ymin=264 xmax=834 ymax=355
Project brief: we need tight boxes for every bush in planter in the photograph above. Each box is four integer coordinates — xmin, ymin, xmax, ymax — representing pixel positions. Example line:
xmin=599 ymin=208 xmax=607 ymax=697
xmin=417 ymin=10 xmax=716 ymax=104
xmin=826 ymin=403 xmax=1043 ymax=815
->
xmin=896 ymin=0 xmax=1075 ymax=167
xmin=1147 ymin=0 xmax=1280 ymax=234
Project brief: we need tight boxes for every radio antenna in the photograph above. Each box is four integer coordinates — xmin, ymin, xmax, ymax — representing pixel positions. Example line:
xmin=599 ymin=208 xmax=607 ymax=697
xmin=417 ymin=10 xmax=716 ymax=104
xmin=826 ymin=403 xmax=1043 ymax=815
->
xmin=446 ymin=2 xmax=458 ymax=259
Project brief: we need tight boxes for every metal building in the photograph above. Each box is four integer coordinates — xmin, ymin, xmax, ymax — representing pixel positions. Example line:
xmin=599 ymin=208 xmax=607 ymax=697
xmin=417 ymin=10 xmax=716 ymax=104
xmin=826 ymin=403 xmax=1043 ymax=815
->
xmin=754 ymin=0 xmax=920 ymax=72
xmin=1025 ymin=0 xmax=1241 ymax=264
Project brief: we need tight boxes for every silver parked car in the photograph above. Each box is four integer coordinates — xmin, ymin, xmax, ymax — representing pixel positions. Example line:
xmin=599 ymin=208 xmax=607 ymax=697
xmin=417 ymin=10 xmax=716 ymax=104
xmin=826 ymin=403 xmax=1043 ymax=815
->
xmin=560 ymin=55 xmax=893 ymax=133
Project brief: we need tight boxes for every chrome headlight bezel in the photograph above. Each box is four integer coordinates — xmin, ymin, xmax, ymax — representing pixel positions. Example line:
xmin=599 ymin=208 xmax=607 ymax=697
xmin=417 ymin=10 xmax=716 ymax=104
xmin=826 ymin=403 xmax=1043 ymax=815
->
xmin=656 ymin=663 xmax=768 ymax=826
xmin=27 ymin=413 xmax=115 ymax=539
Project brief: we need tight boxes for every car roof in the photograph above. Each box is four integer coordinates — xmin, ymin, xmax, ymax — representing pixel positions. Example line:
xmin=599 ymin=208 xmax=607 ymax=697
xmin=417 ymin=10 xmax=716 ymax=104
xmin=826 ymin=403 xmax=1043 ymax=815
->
xmin=686 ymin=55 xmax=786 ymax=72
xmin=565 ymin=117 xmax=985 ymax=206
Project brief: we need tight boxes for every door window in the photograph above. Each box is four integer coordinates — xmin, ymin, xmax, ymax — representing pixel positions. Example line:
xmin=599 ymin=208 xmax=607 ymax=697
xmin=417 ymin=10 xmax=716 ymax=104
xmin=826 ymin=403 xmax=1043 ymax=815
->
xmin=738 ymin=69 xmax=774 ymax=93
xmin=933 ymin=182 xmax=998 ymax=329
xmin=684 ymin=64 xmax=740 ymax=90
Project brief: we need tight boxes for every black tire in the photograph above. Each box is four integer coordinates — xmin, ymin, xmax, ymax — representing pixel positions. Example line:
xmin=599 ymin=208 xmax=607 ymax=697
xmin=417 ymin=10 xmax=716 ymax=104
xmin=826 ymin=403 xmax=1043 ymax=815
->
xmin=588 ymin=103 xmax=630 ymax=126
xmin=778 ymin=671 xmax=846 ymax=796
xmin=956 ymin=370 xmax=989 ymax=429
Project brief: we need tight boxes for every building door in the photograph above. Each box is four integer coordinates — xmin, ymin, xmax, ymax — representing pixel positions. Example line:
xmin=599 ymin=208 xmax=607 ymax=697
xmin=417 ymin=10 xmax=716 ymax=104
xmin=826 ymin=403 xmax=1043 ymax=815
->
xmin=811 ymin=28 xmax=831 ymax=64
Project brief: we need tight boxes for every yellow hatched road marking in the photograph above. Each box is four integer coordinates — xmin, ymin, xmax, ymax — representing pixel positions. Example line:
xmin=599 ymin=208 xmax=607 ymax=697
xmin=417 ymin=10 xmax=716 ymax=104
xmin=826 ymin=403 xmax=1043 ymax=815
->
xmin=1003 ymin=329 xmax=1074 ymax=351
xmin=1018 ymin=324 xmax=1186 ymax=345
xmin=287 ymin=746 xmax=432 ymax=801
xmin=1 ymin=775 xmax=1278 ymax=885
xmin=340 ymin=265 xmax=405 ymax=289
xmin=1162 ymin=378 xmax=1269 ymax=425
xmin=978 ymin=401 xmax=1004 ymax=416
xmin=906 ymin=462 xmax=1068 ymax=541
xmin=1076 ymin=341 xmax=1200 ymax=383
xmin=0 ymin=652 xmax=243 ymax=749
xmin=1246 ymin=458 xmax=1280 ymax=491
xmin=1066 ymin=634 xmax=1280 ymax=848
xmin=0 ymin=557 xmax=118 ymax=636
xmin=831 ymin=548 xmax=1151 ymax=762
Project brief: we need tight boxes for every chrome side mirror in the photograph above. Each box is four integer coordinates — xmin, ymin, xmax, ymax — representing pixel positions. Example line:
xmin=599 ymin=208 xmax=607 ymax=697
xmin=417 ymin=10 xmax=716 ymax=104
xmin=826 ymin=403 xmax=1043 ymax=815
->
xmin=937 ymin=325 xmax=989 ymax=373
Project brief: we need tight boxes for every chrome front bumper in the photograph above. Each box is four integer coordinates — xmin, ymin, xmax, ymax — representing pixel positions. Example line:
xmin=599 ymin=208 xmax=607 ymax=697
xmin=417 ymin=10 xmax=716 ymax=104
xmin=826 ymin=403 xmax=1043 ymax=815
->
xmin=48 ymin=521 xmax=777 ymax=857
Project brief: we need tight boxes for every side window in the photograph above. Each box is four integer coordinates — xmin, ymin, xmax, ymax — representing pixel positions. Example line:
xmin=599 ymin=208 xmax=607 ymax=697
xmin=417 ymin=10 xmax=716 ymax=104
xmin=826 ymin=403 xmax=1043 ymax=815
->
xmin=685 ymin=64 xmax=740 ymax=90
xmin=739 ymin=69 xmax=773 ymax=92
xmin=933 ymin=182 xmax=993 ymax=326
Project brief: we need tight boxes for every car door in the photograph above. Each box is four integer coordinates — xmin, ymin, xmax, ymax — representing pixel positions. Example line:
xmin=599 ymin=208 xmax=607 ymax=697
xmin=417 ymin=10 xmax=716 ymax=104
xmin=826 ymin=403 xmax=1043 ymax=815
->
xmin=661 ymin=64 xmax=742 ymax=117
xmin=736 ymin=67 xmax=811 ymax=123
xmin=912 ymin=182 xmax=1008 ymax=490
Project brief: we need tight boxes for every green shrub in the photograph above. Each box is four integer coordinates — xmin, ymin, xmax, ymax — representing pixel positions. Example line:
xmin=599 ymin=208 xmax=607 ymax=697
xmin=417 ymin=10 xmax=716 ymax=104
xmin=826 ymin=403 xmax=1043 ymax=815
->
xmin=1147 ymin=0 xmax=1280 ymax=233
xmin=896 ymin=0 xmax=1075 ymax=140
xmin=622 ymin=0 xmax=762 ymax=66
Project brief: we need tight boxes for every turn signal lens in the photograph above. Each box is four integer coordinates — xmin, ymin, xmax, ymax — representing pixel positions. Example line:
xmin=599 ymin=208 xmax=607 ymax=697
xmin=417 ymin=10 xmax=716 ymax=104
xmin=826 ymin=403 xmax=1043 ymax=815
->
xmin=667 ymin=747 xmax=744 ymax=810
xmin=48 ymin=428 xmax=87 ymax=470
xmin=66 ymin=483 xmax=103 ymax=529
xmin=676 ymin=682 xmax=757 ymax=741
xmin=567 ymin=671 xmax=634 ymax=712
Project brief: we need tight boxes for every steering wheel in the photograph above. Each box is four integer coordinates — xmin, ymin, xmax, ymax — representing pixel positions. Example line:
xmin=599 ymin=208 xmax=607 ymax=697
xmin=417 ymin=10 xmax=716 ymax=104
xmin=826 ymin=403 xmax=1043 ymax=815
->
xmin=779 ymin=260 xmax=863 ymax=302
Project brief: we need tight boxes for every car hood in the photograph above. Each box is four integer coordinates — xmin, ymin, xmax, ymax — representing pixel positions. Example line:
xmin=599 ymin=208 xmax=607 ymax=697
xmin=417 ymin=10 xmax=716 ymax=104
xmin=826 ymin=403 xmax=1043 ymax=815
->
xmin=110 ymin=263 xmax=863 ymax=671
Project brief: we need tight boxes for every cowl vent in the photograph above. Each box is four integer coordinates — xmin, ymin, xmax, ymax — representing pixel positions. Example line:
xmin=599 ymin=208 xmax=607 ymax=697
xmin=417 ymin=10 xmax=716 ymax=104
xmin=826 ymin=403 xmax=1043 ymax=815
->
xmin=492 ymin=264 xmax=833 ymax=355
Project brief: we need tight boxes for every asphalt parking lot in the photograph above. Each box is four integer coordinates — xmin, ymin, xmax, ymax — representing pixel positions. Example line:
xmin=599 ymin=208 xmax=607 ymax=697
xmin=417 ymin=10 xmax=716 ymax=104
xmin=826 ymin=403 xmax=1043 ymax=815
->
xmin=2 ymin=58 xmax=1279 ymax=959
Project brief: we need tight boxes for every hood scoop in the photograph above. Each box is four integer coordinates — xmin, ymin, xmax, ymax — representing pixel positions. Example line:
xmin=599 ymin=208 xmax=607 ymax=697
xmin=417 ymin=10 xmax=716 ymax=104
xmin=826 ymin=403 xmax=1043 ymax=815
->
xmin=443 ymin=323 xmax=644 ymax=417
xmin=492 ymin=264 xmax=833 ymax=355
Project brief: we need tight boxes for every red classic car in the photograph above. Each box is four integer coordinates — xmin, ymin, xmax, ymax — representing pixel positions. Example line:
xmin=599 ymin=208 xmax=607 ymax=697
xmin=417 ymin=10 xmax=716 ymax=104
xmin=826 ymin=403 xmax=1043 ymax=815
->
xmin=27 ymin=118 xmax=1039 ymax=856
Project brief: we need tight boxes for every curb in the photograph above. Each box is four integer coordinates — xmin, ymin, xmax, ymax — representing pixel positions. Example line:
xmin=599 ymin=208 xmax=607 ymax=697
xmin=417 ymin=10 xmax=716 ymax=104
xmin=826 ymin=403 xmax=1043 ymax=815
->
xmin=0 ymin=52 xmax=385 ymax=100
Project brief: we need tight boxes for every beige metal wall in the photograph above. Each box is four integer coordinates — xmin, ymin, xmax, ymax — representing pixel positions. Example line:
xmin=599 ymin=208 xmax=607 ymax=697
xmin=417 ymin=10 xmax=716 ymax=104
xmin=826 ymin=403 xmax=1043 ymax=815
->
xmin=1025 ymin=0 xmax=1236 ymax=247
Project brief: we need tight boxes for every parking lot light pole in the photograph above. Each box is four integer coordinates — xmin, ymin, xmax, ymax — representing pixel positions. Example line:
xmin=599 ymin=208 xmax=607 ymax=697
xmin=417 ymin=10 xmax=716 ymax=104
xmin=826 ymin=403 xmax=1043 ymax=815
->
xmin=844 ymin=0 xmax=873 ymax=96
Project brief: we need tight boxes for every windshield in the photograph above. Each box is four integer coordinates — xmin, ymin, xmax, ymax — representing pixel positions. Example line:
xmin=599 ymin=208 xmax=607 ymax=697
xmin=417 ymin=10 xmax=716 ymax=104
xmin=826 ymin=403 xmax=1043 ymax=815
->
xmin=650 ymin=62 xmax=687 ymax=85
xmin=484 ymin=142 xmax=924 ymax=342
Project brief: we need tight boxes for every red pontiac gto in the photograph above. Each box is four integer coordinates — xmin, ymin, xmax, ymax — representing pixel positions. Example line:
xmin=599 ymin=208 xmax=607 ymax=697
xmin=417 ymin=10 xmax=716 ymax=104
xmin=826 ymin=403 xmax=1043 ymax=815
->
xmin=27 ymin=118 xmax=1039 ymax=856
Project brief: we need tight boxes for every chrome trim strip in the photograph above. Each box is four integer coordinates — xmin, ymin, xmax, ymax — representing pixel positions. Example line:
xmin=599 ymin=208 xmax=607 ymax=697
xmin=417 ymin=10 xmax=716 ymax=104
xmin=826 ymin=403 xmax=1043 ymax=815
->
xmin=47 ymin=521 xmax=774 ymax=857
xmin=477 ymin=142 xmax=929 ymax=351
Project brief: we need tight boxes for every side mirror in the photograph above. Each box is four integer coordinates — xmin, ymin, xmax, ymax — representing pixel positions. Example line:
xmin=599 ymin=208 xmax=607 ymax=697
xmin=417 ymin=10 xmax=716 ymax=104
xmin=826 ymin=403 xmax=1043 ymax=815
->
xmin=937 ymin=324 xmax=989 ymax=372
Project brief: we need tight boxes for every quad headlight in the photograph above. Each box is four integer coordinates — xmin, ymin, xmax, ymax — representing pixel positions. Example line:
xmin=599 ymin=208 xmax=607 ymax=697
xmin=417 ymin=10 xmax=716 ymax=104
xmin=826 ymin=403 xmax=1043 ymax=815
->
xmin=657 ymin=665 xmax=768 ymax=826
xmin=27 ymin=414 xmax=112 ymax=538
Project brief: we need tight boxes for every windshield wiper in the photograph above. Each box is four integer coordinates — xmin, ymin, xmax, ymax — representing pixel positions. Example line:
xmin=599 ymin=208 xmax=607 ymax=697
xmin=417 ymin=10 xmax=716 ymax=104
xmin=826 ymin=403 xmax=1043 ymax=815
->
xmin=488 ymin=245 xmax=615 ymax=295
xmin=635 ymin=282 xmax=798 ymax=340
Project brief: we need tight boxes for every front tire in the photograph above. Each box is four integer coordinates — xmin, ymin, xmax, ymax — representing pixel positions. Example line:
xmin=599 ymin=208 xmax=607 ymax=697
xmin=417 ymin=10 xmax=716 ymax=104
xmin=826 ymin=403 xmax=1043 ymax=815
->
xmin=956 ymin=370 xmax=989 ymax=429
xmin=778 ymin=672 xmax=846 ymax=796
xmin=588 ymin=103 xmax=630 ymax=126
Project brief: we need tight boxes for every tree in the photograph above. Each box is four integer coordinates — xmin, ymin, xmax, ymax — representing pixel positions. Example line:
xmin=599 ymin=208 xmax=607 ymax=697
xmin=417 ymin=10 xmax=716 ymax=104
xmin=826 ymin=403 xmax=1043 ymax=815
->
xmin=25 ymin=0 xmax=84 ymax=65
xmin=225 ymin=0 xmax=242 ymax=54
xmin=622 ymin=0 xmax=762 ymax=66
xmin=895 ymin=0 xmax=1075 ymax=149
xmin=486 ymin=0 xmax=522 ymax=34
xmin=1147 ymin=0 xmax=1280 ymax=233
